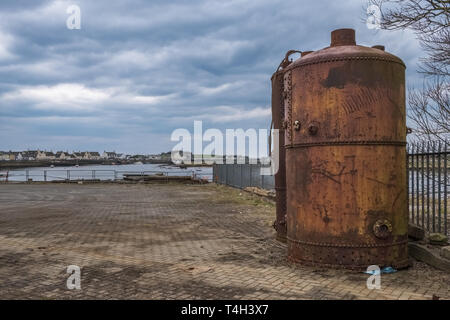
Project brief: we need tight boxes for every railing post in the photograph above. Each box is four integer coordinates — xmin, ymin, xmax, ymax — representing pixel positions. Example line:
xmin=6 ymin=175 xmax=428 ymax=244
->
xmin=432 ymin=141 xmax=436 ymax=232
xmin=438 ymin=140 xmax=442 ymax=233
xmin=406 ymin=144 xmax=409 ymax=225
xmin=416 ymin=143 xmax=420 ymax=226
xmin=26 ymin=170 xmax=29 ymax=182
xmin=426 ymin=141 xmax=431 ymax=230
xmin=411 ymin=143 xmax=415 ymax=223
xmin=444 ymin=140 xmax=448 ymax=235
xmin=44 ymin=170 xmax=47 ymax=182
xmin=421 ymin=141 xmax=425 ymax=228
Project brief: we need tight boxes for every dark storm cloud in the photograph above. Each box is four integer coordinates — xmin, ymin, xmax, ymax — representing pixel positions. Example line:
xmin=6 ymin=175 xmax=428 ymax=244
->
xmin=0 ymin=0 xmax=423 ymax=153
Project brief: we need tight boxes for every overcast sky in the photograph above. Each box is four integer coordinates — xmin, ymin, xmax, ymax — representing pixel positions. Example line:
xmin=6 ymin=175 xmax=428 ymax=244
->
xmin=0 ymin=0 xmax=423 ymax=154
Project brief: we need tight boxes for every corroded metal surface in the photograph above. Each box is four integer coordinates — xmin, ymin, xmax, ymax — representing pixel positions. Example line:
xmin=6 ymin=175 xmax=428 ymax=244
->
xmin=271 ymin=69 xmax=287 ymax=242
xmin=284 ymin=29 xmax=408 ymax=269
xmin=271 ymin=51 xmax=300 ymax=242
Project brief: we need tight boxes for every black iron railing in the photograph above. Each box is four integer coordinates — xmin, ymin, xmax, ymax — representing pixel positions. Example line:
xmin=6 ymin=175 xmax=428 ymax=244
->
xmin=408 ymin=140 xmax=448 ymax=235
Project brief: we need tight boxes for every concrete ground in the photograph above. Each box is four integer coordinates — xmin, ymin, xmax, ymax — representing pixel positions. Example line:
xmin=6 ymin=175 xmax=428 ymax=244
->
xmin=0 ymin=183 xmax=448 ymax=300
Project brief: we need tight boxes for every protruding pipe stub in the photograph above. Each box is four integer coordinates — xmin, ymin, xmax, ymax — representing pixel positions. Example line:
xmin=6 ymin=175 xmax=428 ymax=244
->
xmin=301 ymin=51 xmax=313 ymax=57
xmin=372 ymin=45 xmax=385 ymax=51
xmin=331 ymin=28 xmax=356 ymax=47
xmin=308 ymin=124 xmax=319 ymax=136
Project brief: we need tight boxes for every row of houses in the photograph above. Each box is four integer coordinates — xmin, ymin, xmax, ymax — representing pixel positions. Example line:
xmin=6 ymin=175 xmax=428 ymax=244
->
xmin=0 ymin=150 xmax=126 ymax=161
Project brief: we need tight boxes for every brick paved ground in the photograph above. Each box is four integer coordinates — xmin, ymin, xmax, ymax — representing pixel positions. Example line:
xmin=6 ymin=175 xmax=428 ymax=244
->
xmin=0 ymin=183 xmax=448 ymax=300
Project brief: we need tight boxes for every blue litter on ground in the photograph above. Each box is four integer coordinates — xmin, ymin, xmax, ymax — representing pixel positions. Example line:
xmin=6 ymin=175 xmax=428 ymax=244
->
xmin=381 ymin=266 xmax=397 ymax=273
xmin=363 ymin=266 xmax=397 ymax=275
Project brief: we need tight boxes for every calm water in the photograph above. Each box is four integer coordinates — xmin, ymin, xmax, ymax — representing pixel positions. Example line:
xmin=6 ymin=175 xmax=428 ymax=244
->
xmin=0 ymin=163 xmax=212 ymax=182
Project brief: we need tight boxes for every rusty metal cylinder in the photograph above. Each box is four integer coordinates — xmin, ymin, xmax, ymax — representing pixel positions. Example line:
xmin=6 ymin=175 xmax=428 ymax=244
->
xmin=271 ymin=69 xmax=287 ymax=242
xmin=271 ymin=50 xmax=303 ymax=242
xmin=271 ymin=53 xmax=294 ymax=242
xmin=283 ymin=29 xmax=408 ymax=269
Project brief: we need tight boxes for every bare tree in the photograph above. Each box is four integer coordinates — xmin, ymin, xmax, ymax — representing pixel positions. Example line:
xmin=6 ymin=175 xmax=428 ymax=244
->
xmin=409 ymin=79 xmax=449 ymax=140
xmin=368 ymin=0 xmax=449 ymax=142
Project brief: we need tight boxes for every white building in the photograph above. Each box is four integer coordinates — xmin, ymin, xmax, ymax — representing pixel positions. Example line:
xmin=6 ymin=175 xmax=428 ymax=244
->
xmin=0 ymin=152 xmax=10 ymax=161
xmin=102 ymin=151 xmax=118 ymax=159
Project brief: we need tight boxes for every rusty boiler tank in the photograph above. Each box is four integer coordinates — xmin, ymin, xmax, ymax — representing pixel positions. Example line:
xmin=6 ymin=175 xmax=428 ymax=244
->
xmin=283 ymin=29 xmax=408 ymax=269
xmin=271 ymin=50 xmax=302 ymax=242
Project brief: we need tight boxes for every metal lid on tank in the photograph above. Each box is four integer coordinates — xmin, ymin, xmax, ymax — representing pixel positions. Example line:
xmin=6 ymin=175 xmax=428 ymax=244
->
xmin=284 ymin=28 xmax=406 ymax=70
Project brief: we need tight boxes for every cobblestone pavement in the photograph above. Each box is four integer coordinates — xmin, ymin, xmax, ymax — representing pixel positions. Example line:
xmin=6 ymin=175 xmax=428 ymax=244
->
xmin=0 ymin=183 xmax=448 ymax=300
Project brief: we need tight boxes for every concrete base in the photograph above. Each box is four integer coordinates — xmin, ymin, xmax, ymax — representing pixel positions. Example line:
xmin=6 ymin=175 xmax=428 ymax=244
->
xmin=408 ymin=242 xmax=450 ymax=272
xmin=441 ymin=246 xmax=450 ymax=260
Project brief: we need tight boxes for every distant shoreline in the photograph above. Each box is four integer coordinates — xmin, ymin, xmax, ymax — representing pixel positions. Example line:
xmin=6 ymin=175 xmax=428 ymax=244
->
xmin=0 ymin=159 xmax=173 ymax=171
